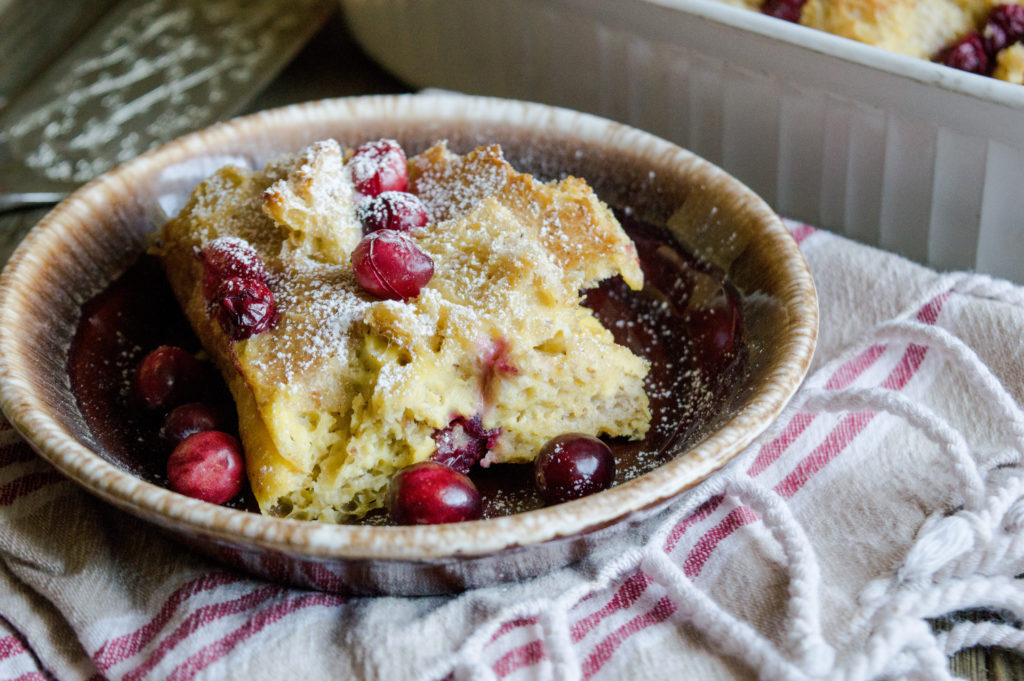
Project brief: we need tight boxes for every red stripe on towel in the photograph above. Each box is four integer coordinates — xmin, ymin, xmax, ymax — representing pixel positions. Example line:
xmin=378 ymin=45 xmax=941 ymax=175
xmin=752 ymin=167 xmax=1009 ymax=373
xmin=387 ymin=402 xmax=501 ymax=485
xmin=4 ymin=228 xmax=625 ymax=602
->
xmin=0 ymin=471 xmax=65 ymax=506
xmin=93 ymin=573 xmax=247 ymax=671
xmin=122 ymin=585 xmax=285 ymax=681
xmin=165 ymin=593 xmax=342 ymax=681
xmin=489 ymin=617 xmax=537 ymax=644
xmin=663 ymin=495 xmax=724 ymax=554
xmin=789 ymin=223 xmax=818 ymax=245
xmin=580 ymin=596 xmax=677 ymax=680
xmin=571 ymin=572 xmax=653 ymax=642
xmin=494 ymin=639 xmax=545 ymax=679
xmin=0 ymin=636 xmax=25 ymax=661
xmin=683 ymin=506 xmax=760 ymax=578
xmin=747 ymin=343 xmax=886 ymax=477
xmin=774 ymin=411 xmax=875 ymax=499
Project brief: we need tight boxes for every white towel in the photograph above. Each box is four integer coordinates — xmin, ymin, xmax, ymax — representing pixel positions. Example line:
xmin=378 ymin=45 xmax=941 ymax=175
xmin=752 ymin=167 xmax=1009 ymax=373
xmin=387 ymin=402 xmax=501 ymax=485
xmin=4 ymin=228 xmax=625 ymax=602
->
xmin=2 ymin=221 xmax=1023 ymax=681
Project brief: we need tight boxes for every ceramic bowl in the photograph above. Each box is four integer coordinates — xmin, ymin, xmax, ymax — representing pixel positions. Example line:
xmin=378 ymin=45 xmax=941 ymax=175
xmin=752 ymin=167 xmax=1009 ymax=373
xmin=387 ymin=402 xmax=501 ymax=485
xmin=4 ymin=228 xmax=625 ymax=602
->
xmin=0 ymin=94 xmax=817 ymax=595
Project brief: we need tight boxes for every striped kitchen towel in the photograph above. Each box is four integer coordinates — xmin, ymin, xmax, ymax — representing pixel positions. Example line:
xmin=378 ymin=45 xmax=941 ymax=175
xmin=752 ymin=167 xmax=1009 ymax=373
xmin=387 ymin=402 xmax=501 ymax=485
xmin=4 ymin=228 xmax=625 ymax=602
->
xmin=2 ymin=221 xmax=1024 ymax=681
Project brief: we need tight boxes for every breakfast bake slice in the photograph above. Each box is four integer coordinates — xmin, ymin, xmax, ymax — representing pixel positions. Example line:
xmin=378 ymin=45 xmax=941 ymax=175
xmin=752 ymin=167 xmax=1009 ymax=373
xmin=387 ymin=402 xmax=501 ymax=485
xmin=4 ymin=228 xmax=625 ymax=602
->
xmin=723 ymin=0 xmax=1024 ymax=82
xmin=156 ymin=138 xmax=651 ymax=522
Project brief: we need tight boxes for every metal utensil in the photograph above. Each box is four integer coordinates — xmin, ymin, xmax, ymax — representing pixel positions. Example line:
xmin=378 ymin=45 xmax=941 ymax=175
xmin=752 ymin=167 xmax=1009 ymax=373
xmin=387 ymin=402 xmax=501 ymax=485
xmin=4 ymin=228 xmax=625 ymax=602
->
xmin=0 ymin=0 xmax=330 ymax=213
xmin=0 ymin=0 xmax=119 ymax=115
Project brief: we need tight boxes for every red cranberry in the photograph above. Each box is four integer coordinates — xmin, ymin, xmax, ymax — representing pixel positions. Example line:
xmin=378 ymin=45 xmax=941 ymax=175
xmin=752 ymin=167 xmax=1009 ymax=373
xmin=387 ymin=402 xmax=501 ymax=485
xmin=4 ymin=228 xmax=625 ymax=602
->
xmin=132 ymin=345 xmax=204 ymax=410
xmin=212 ymin=276 xmax=276 ymax=340
xmin=350 ymin=230 xmax=434 ymax=301
xmin=432 ymin=416 xmax=500 ymax=474
xmin=936 ymin=32 xmax=990 ymax=74
xmin=166 ymin=431 xmax=244 ymax=504
xmin=160 ymin=402 xmax=232 ymax=446
xmin=356 ymin=191 xmax=429 ymax=233
xmin=386 ymin=461 xmax=483 ymax=525
xmin=534 ymin=433 xmax=616 ymax=505
xmin=685 ymin=294 xmax=740 ymax=372
xmin=200 ymin=237 xmax=267 ymax=301
xmin=983 ymin=4 xmax=1024 ymax=56
xmin=761 ymin=0 xmax=806 ymax=22
xmin=349 ymin=139 xmax=408 ymax=197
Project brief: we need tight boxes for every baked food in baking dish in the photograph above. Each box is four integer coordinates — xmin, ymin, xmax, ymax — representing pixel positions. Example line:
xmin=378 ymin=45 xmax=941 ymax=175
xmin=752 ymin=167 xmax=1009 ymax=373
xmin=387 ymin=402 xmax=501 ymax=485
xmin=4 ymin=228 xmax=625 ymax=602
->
xmin=155 ymin=138 xmax=650 ymax=522
xmin=726 ymin=0 xmax=1024 ymax=82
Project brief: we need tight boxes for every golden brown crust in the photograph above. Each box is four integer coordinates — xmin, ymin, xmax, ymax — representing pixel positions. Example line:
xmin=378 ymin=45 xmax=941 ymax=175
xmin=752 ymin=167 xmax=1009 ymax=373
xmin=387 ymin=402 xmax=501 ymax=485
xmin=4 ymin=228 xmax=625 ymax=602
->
xmin=409 ymin=143 xmax=643 ymax=290
xmin=800 ymin=0 xmax=995 ymax=58
xmin=726 ymin=0 xmax=1024 ymax=74
xmin=993 ymin=42 xmax=1024 ymax=82
xmin=260 ymin=139 xmax=362 ymax=263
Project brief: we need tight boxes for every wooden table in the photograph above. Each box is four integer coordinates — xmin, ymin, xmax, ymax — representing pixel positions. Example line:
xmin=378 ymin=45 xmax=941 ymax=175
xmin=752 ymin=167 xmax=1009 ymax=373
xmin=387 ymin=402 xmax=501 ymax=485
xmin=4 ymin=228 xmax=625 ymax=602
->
xmin=0 ymin=6 xmax=1020 ymax=679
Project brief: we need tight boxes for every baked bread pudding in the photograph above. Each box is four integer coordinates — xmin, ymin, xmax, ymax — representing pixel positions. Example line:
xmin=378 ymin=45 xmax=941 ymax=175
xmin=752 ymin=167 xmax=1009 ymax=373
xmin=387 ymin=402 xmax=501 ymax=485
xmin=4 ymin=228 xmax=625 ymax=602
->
xmin=154 ymin=138 xmax=651 ymax=522
xmin=720 ymin=0 xmax=1024 ymax=82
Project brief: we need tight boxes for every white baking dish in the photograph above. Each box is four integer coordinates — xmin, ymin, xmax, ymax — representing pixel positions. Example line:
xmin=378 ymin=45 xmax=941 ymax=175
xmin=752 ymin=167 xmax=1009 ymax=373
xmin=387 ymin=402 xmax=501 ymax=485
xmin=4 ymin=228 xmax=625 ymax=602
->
xmin=339 ymin=0 xmax=1024 ymax=283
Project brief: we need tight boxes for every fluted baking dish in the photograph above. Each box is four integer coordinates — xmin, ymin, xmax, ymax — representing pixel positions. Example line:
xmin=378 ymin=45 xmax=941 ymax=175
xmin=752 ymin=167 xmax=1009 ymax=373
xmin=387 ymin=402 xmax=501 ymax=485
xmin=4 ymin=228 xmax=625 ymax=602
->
xmin=341 ymin=0 xmax=1024 ymax=283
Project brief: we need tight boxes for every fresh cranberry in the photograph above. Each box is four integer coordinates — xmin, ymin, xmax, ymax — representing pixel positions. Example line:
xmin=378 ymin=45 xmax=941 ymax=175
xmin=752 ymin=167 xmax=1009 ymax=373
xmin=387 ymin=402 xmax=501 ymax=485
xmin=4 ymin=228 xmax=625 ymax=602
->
xmin=211 ymin=276 xmax=276 ymax=340
xmin=166 ymin=430 xmax=244 ymax=504
xmin=761 ymin=0 xmax=805 ymax=22
xmin=534 ymin=433 xmax=616 ymax=505
xmin=349 ymin=139 xmax=408 ymax=197
xmin=350 ymin=230 xmax=434 ymax=301
xmin=356 ymin=191 xmax=429 ymax=233
xmin=199 ymin=237 xmax=268 ymax=301
xmin=432 ymin=416 xmax=500 ymax=474
xmin=936 ymin=32 xmax=990 ymax=74
xmin=160 ymin=402 xmax=232 ymax=446
xmin=685 ymin=294 xmax=740 ymax=372
xmin=386 ymin=461 xmax=482 ymax=524
xmin=132 ymin=345 xmax=204 ymax=410
xmin=983 ymin=4 xmax=1024 ymax=56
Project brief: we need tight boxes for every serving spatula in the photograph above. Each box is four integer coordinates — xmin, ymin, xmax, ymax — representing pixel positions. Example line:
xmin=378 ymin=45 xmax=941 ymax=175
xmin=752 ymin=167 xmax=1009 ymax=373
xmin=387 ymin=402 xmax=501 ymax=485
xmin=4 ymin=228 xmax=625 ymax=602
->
xmin=0 ymin=0 xmax=330 ymax=213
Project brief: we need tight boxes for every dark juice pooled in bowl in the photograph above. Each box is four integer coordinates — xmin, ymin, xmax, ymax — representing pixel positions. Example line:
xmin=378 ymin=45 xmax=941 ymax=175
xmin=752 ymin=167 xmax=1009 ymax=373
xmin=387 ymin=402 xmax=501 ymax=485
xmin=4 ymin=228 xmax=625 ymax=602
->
xmin=67 ymin=215 xmax=744 ymax=520
xmin=472 ymin=212 xmax=746 ymax=517
xmin=67 ymin=257 xmax=259 ymax=512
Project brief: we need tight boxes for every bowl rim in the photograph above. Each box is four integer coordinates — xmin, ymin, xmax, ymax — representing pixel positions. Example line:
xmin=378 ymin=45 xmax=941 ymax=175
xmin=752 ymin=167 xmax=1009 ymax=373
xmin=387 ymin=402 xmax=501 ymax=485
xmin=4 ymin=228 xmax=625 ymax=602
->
xmin=0 ymin=93 xmax=818 ymax=561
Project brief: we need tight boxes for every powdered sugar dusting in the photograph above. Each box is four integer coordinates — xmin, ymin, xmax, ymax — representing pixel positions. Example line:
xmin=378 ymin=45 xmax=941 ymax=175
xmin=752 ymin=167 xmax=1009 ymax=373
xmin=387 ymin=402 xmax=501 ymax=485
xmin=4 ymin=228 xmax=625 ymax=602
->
xmin=207 ymin=236 xmax=262 ymax=267
xmin=410 ymin=144 xmax=511 ymax=222
xmin=160 ymin=138 xmax=662 ymax=521
xmin=250 ymin=264 xmax=370 ymax=384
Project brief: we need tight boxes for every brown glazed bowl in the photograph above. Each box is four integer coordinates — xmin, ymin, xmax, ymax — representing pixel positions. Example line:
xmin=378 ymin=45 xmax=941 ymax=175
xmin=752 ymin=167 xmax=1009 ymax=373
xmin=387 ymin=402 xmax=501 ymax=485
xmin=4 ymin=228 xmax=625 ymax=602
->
xmin=0 ymin=94 xmax=817 ymax=595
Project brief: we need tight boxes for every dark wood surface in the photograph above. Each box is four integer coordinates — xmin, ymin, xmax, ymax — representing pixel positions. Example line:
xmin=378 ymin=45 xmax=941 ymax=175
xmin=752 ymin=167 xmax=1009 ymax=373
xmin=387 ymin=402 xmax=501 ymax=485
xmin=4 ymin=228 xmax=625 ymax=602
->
xmin=0 ymin=5 xmax=1019 ymax=679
